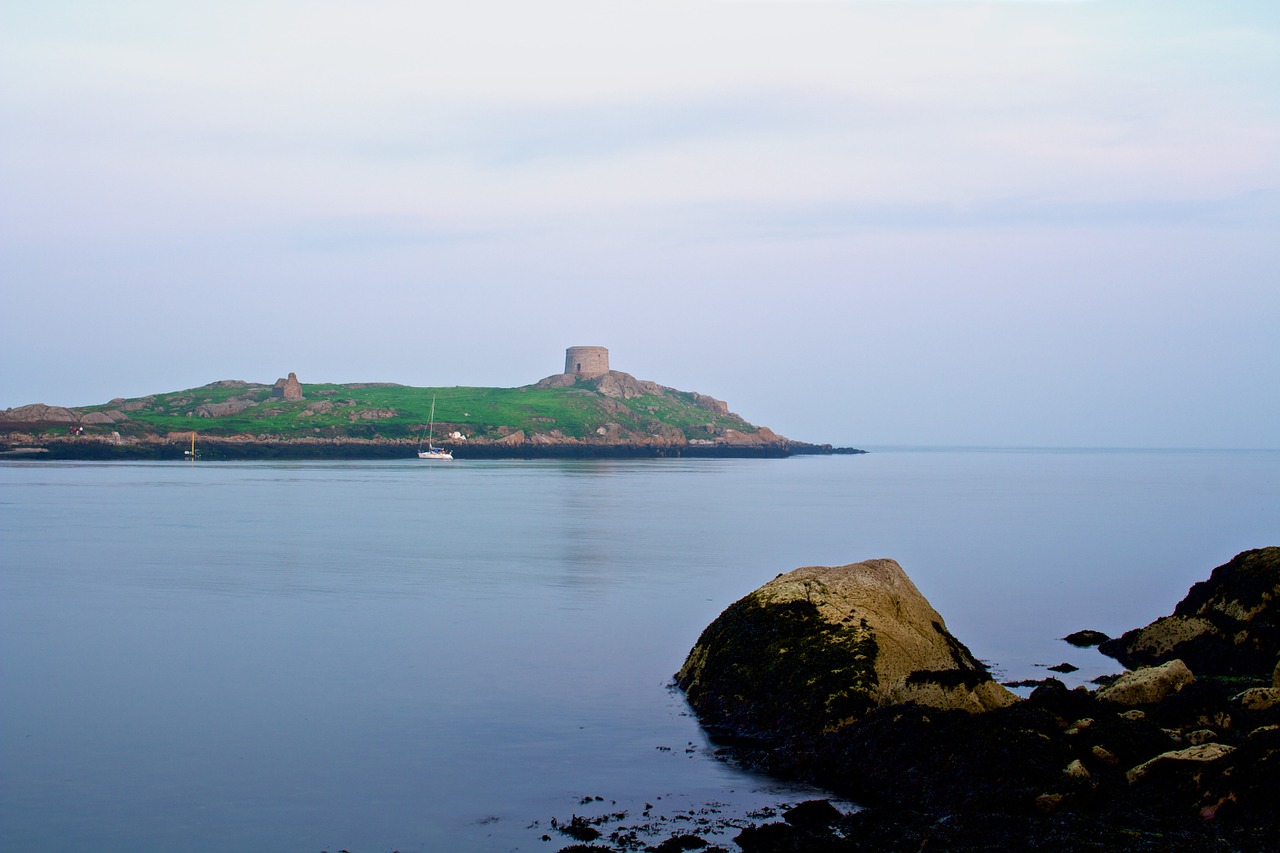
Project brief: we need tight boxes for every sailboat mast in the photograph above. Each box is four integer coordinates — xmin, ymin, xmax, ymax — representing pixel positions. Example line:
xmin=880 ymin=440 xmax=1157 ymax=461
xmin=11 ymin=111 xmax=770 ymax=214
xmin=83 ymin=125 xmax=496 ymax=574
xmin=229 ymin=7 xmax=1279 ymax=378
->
xmin=415 ymin=394 xmax=453 ymax=460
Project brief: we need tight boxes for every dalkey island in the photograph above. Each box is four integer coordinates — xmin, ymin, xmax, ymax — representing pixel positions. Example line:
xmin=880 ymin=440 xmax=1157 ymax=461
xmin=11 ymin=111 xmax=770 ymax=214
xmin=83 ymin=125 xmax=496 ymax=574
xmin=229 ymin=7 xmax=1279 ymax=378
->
xmin=0 ymin=346 xmax=861 ymax=460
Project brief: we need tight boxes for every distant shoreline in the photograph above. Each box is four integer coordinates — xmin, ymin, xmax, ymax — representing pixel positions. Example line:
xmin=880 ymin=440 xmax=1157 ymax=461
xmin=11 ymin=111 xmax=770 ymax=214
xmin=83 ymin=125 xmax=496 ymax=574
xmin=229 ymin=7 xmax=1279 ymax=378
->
xmin=1 ymin=438 xmax=865 ymax=461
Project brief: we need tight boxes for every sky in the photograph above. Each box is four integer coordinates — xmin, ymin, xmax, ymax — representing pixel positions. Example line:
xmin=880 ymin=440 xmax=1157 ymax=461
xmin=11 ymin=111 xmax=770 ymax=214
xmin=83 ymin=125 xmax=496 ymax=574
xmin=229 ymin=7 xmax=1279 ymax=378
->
xmin=1 ymin=0 xmax=1277 ymax=448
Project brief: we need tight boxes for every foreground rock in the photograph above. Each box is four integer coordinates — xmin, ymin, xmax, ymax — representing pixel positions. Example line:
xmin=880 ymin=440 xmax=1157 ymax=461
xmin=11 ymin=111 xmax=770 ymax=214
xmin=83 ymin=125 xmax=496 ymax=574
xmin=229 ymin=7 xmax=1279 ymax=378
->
xmin=1099 ymin=547 xmax=1279 ymax=676
xmin=675 ymin=551 xmax=1280 ymax=852
xmin=1094 ymin=658 xmax=1194 ymax=705
xmin=675 ymin=560 xmax=1015 ymax=742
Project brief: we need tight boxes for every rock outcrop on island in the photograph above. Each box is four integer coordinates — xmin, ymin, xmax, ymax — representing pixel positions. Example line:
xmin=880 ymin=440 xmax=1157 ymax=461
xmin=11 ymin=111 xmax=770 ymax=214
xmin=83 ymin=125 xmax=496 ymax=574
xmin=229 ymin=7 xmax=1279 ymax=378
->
xmin=1 ymin=403 xmax=103 ymax=424
xmin=676 ymin=560 xmax=1015 ymax=742
xmin=674 ymin=550 xmax=1280 ymax=852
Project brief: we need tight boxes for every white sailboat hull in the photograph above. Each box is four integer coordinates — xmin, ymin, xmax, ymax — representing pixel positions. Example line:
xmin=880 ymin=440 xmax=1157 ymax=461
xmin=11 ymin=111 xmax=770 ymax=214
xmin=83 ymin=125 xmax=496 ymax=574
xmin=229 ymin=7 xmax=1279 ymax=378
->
xmin=417 ymin=449 xmax=453 ymax=460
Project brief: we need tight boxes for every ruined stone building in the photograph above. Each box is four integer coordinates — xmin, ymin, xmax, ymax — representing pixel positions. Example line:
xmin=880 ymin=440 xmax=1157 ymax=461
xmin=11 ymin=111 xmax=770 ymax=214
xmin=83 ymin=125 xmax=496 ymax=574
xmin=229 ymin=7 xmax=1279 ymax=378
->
xmin=272 ymin=372 xmax=303 ymax=401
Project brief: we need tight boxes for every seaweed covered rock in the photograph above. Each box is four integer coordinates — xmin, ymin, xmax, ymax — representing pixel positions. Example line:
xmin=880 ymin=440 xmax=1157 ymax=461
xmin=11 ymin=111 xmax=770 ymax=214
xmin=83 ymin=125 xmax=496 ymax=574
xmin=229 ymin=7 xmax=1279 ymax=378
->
xmin=675 ymin=560 xmax=1015 ymax=742
xmin=1099 ymin=547 xmax=1280 ymax=676
xmin=1062 ymin=629 xmax=1110 ymax=647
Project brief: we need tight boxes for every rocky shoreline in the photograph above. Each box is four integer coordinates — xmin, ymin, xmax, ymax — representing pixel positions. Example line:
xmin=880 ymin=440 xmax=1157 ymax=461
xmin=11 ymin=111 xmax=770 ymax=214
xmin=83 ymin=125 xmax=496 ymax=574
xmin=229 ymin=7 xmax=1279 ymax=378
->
xmin=0 ymin=435 xmax=864 ymax=461
xmin=547 ymin=548 xmax=1278 ymax=852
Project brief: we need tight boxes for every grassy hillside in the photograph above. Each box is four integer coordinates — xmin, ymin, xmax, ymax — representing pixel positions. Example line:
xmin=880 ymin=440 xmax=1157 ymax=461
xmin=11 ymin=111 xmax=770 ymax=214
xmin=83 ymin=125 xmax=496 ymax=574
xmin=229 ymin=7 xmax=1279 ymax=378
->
xmin=65 ymin=375 xmax=767 ymax=444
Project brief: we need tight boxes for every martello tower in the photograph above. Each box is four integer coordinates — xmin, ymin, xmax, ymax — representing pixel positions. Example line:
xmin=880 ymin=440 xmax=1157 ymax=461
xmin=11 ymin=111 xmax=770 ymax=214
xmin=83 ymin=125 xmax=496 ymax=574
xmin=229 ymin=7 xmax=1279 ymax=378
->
xmin=564 ymin=346 xmax=609 ymax=378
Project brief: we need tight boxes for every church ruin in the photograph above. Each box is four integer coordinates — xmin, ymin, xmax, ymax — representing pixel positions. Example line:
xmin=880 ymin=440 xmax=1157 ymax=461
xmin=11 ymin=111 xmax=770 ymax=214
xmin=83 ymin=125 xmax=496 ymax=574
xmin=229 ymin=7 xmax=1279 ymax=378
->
xmin=271 ymin=372 xmax=303 ymax=401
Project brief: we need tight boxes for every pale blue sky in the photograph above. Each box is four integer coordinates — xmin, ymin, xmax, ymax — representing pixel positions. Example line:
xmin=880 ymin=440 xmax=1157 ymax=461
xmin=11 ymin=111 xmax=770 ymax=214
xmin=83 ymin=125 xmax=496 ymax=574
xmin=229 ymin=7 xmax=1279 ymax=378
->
xmin=2 ymin=0 xmax=1277 ymax=447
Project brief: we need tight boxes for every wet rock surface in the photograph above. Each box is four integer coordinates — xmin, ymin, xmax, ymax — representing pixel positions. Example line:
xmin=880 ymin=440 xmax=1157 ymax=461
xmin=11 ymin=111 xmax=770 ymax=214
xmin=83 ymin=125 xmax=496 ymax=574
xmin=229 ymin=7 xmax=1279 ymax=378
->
xmin=539 ymin=792 xmax=821 ymax=853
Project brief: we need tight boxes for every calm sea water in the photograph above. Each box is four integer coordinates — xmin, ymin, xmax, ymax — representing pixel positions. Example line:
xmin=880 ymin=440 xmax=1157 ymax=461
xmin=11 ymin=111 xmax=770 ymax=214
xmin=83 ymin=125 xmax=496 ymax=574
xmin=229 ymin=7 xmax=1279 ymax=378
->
xmin=2 ymin=450 xmax=1277 ymax=852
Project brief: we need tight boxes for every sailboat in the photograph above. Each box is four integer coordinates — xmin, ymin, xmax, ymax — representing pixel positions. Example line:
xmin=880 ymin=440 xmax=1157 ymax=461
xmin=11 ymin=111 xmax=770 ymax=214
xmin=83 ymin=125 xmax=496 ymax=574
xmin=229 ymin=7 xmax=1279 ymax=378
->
xmin=417 ymin=397 xmax=453 ymax=461
xmin=184 ymin=431 xmax=199 ymax=459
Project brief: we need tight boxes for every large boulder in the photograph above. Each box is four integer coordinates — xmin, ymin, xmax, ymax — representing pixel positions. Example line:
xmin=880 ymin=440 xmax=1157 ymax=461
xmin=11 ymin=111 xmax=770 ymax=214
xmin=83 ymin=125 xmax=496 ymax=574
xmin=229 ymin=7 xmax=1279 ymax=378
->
xmin=1096 ymin=658 xmax=1195 ymax=706
xmin=1099 ymin=548 xmax=1280 ymax=676
xmin=676 ymin=559 xmax=1015 ymax=741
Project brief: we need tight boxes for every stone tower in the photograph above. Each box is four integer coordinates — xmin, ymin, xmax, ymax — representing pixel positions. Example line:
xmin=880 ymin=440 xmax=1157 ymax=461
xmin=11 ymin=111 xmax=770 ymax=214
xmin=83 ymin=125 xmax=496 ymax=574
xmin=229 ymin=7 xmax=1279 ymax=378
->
xmin=564 ymin=346 xmax=609 ymax=378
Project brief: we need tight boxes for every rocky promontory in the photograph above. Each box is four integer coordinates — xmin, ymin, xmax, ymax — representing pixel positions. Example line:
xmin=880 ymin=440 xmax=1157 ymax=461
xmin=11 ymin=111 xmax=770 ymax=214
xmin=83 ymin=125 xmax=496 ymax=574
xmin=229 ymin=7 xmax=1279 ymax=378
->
xmin=672 ymin=548 xmax=1280 ymax=851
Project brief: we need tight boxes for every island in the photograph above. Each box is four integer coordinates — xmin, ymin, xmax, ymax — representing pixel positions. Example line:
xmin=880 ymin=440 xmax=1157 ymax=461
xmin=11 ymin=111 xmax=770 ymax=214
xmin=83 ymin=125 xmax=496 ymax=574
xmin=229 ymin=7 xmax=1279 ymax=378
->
xmin=0 ymin=346 xmax=862 ymax=460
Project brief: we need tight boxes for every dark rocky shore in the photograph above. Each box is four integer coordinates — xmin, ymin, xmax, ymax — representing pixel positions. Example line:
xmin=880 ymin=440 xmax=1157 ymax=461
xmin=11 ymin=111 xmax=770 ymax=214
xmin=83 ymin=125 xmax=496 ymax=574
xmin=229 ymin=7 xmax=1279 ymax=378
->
xmin=549 ymin=548 xmax=1279 ymax=853
xmin=1 ymin=436 xmax=863 ymax=461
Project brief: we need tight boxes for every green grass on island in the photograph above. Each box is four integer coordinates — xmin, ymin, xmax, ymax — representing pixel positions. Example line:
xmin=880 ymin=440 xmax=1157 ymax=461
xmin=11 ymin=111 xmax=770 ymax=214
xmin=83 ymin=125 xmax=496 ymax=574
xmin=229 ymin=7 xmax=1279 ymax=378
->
xmin=60 ymin=376 xmax=768 ymax=444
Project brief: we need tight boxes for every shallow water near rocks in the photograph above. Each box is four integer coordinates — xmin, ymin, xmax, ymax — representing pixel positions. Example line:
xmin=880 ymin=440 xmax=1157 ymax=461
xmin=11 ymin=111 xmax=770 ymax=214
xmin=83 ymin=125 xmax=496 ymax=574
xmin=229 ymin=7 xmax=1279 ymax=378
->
xmin=1 ymin=449 xmax=1276 ymax=851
